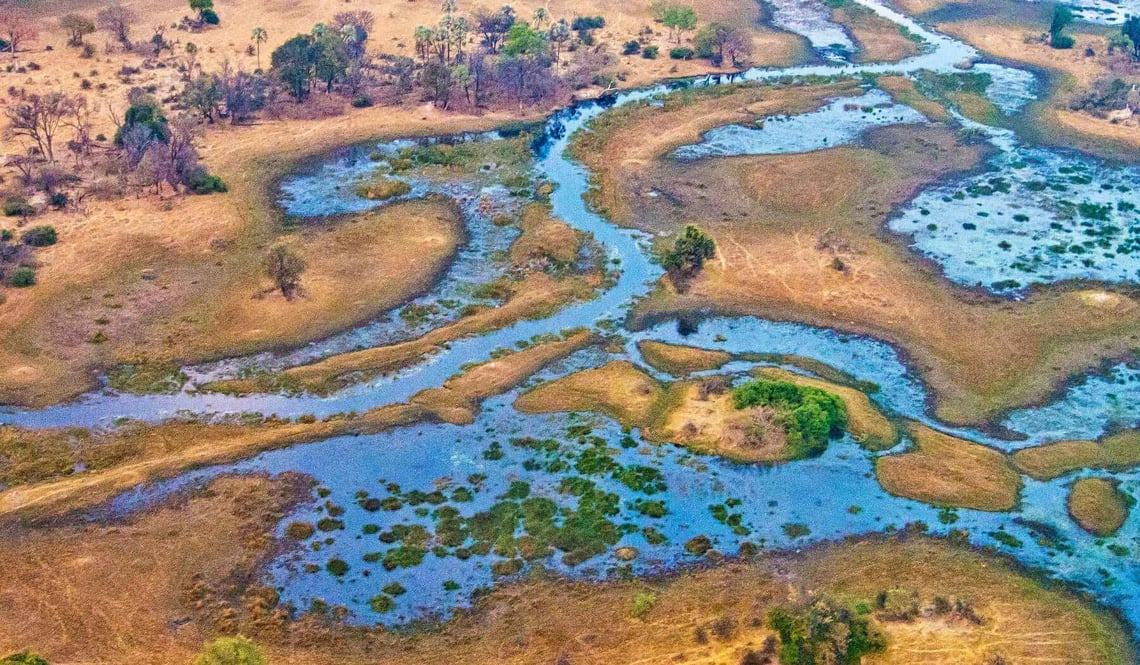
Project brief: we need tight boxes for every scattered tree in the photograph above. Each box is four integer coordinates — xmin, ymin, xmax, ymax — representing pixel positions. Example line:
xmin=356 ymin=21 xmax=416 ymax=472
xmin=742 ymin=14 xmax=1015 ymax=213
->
xmin=0 ymin=10 xmax=37 ymax=53
xmin=251 ymin=26 xmax=268 ymax=69
xmin=264 ymin=244 xmax=306 ymax=299
xmin=5 ymin=92 xmax=83 ymax=163
xmin=60 ymin=14 xmax=96 ymax=47
xmin=1123 ymin=16 xmax=1140 ymax=59
xmin=695 ymin=23 xmax=751 ymax=67
xmin=662 ymin=225 xmax=715 ymax=279
xmin=271 ymin=34 xmax=317 ymax=101
xmin=1049 ymin=5 xmax=1074 ymax=49
xmin=652 ymin=2 xmax=698 ymax=43
xmin=96 ymin=3 xmax=136 ymax=47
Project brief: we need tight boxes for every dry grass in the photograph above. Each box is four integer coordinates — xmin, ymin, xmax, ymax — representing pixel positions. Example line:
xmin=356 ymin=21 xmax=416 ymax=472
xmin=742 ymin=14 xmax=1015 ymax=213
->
xmin=508 ymin=203 xmax=582 ymax=267
xmin=515 ymin=360 xmax=666 ymax=428
xmin=833 ymin=5 xmax=920 ymax=64
xmin=0 ymin=332 xmax=599 ymax=521
xmin=1012 ymin=429 xmax=1140 ymax=480
xmin=874 ymin=424 xmax=1022 ymax=511
xmin=571 ymin=81 xmax=1140 ymax=427
xmin=1067 ymin=477 xmax=1130 ymax=537
xmin=637 ymin=340 xmax=731 ymax=376
xmin=754 ymin=367 xmax=899 ymax=451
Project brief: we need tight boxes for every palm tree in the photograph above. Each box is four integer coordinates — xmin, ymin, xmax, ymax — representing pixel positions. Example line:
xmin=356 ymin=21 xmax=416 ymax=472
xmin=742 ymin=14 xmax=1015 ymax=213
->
xmin=251 ymin=26 xmax=267 ymax=70
xmin=532 ymin=6 xmax=549 ymax=29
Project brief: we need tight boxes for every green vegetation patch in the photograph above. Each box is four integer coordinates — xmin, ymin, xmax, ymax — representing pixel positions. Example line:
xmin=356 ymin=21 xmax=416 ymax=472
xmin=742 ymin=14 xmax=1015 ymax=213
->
xmin=732 ymin=379 xmax=848 ymax=459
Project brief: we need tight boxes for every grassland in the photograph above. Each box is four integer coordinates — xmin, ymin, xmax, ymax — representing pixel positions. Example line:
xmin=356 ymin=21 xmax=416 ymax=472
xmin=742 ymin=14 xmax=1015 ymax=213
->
xmin=832 ymin=2 xmax=922 ymax=63
xmin=570 ymin=80 xmax=1140 ymax=428
xmin=874 ymin=424 xmax=1023 ymax=511
xmin=1 ymin=483 xmax=1132 ymax=665
xmin=0 ymin=332 xmax=600 ymax=522
xmin=637 ymin=340 xmax=732 ymax=376
xmin=1067 ymin=477 xmax=1131 ymax=537
xmin=1012 ymin=429 xmax=1140 ymax=480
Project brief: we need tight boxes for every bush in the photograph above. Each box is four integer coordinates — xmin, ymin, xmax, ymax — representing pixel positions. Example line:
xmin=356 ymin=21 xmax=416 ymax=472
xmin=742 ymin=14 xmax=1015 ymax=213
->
xmin=3 ymin=197 xmax=34 ymax=217
xmin=185 ymin=168 xmax=228 ymax=194
xmin=630 ymin=591 xmax=657 ymax=619
xmin=662 ymin=225 xmax=715 ymax=277
xmin=642 ymin=45 xmax=659 ymax=59
xmin=670 ymin=47 xmax=695 ymax=60
xmin=192 ymin=636 xmax=265 ymax=665
xmin=22 ymin=226 xmax=58 ymax=247
xmin=1051 ymin=34 xmax=1074 ymax=49
xmin=49 ymin=192 xmax=69 ymax=209
xmin=1 ymin=652 xmax=49 ymax=665
xmin=623 ymin=40 xmax=641 ymax=55
xmin=200 ymin=8 xmax=220 ymax=24
xmin=1 ymin=229 xmax=13 ymax=242
xmin=351 ymin=95 xmax=373 ymax=108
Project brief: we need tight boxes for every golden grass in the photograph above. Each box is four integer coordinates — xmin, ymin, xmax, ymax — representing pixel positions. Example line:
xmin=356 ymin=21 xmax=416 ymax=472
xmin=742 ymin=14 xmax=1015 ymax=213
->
xmin=1067 ymin=477 xmax=1130 ymax=537
xmin=833 ymin=5 xmax=920 ymax=64
xmin=508 ymin=203 xmax=583 ymax=267
xmin=754 ymin=367 xmax=899 ymax=451
xmin=875 ymin=424 xmax=1022 ymax=511
xmin=570 ymin=81 xmax=1140 ymax=427
xmin=1012 ymin=430 xmax=1140 ymax=480
xmin=0 ymin=332 xmax=600 ymax=521
xmin=515 ymin=360 xmax=666 ymax=428
xmin=637 ymin=340 xmax=732 ymax=377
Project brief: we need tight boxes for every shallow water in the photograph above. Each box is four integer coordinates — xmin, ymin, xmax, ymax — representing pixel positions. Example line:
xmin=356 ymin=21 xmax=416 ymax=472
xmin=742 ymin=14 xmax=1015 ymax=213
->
xmin=4 ymin=0 xmax=1140 ymax=640
xmin=672 ymin=88 xmax=928 ymax=159
xmin=765 ymin=0 xmax=856 ymax=59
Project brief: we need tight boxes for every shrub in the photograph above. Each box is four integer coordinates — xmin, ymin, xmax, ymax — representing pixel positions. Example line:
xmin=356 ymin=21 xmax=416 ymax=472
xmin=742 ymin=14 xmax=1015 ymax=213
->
xmin=325 ymin=557 xmax=349 ymax=576
xmin=768 ymin=602 xmax=885 ymax=665
xmin=49 ymin=192 xmax=69 ymax=209
xmin=285 ymin=521 xmax=315 ymax=539
xmin=264 ymin=244 xmax=306 ymax=298
xmin=201 ymin=8 xmax=220 ymax=24
xmin=1 ymin=652 xmax=49 ymax=665
xmin=623 ymin=40 xmax=641 ymax=55
xmin=1051 ymin=34 xmax=1074 ymax=49
xmin=185 ymin=168 xmax=228 ymax=194
xmin=662 ymin=225 xmax=715 ymax=277
xmin=192 ymin=636 xmax=266 ymax=665
xmin=3 ymin=197 xmax=34 ymax=217
xmin=22 ymin=226 xmax=58 ymax=247
xmin=642 ymin=45 xmax=659 ymax=59
xmin=670 ymin=47 xmax=695 ymax=59
xmin=630 ymin=591 xmax=657 ymax=619
xmin=351 ymin=95 xmax=373 ymax=108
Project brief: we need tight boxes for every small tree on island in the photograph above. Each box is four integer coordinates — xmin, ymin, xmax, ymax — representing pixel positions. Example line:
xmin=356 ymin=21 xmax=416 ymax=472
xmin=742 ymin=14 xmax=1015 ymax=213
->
xmin=264 ymin=244 xmax=306 ymax=299
xmin=662 ymin=225 xmax=715 ymax=289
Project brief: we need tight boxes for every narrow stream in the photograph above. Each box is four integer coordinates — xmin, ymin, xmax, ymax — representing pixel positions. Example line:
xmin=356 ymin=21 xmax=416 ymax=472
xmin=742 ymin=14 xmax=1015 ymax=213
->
xmin=4 ymin=0 xmax=1139 ymax=638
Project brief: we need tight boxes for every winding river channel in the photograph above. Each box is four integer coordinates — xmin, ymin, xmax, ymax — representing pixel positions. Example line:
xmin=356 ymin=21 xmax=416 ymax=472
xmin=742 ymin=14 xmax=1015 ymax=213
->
xmin=4 ymin=0 xmax=1140 ymax=636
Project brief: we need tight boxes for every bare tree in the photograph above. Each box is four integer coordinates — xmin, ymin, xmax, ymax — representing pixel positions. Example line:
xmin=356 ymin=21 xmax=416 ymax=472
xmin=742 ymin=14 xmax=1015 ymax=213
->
xmin=1 ymin=10 xmax=38 ymax=53
xmin=5 ymin=92 xmax=81 ymax=163
xmin=96 ymin=3 xmax=136 ymax=48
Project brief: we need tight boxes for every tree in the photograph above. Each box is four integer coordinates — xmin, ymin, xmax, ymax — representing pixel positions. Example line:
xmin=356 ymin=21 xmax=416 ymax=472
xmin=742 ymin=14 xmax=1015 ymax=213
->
xmin=1123 ymin=16 xmax=1140 ymax=59
xmin=60 ymin=14 xmax=96 ymax=47
xmin=420 ymin=60 xmax=454 ymax=108
xmin=662 ymin=225 xmax=715 ymax=278
xmin=313 ymin=30 xmax=349 ymax=92
xmin=264 ymin=244 xmax=306 ymax=299
xmin=532 ymin=6 xmax=549 ymax=29
xmin=1049 ymin=4 xmax=1074 ymax=48
xmin=251 ymin=27 xmax=267 ymax=69
xmin=0 ymin=11 xmax=37 ymax=53
xmin=115 ymin=88 xmax=168 ymax=145
xmin=549 ymin=18 xmax=570 ymax=62
xmin=96 ymin=3 xmax=136 ymax=47
xmin=653 ymin=3 xmax=698 ymax=43
xmin=474 ymin=5 xmax=515 ymax=53
xmin=694 ymin=22 xmax=750 ymax=66
xmin=184 ymin=74 xmax=222 ymax=122
xmin=189 ymin=0 xmax=216 ymax=24
xmin=183 ymin=42 xmax=199 ymax=80
xmin=192 ymin=636 xmax=266 ymax=665
xmin=5 ymin=92 xmax=81 ymax=163
xmin=271 ymin=34 xmax=317 ymax=101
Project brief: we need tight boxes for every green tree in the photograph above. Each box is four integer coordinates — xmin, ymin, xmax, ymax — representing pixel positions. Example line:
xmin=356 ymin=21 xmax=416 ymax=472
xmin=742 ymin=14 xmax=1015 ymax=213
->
xmin=60 ymin=13 xmax=96 ymax=46
xmin=1049 ymin=4 xmax=1074 ymax=48
xmin=501 ymin=21 xmax=548 ymax=57
xmin=652 ymin=3 xmax=698 ymax=43
xmin=264 ymin=244 xmax=306 ymax=299
xmin=189 ymin=0 xmax=214 ymax=22
xmin=662 ymin=225 xmax=715 ymax=277
xmin=313 ymin=30 xmax=349 ymax=92
xmin=251 ymin=27 xmax=268 ymax=70
xmin=192 ymin=636 xmax=266 ymax=665
xmin=270 ymin=34 xmax=317 ymax=101
xmin=1123 ymin=16 xmax=1140 ymax=58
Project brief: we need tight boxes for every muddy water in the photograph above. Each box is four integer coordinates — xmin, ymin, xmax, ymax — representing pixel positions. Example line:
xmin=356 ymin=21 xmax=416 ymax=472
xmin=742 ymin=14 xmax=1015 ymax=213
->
xmin=4 ymin=0 xmax=1140 ymax=638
